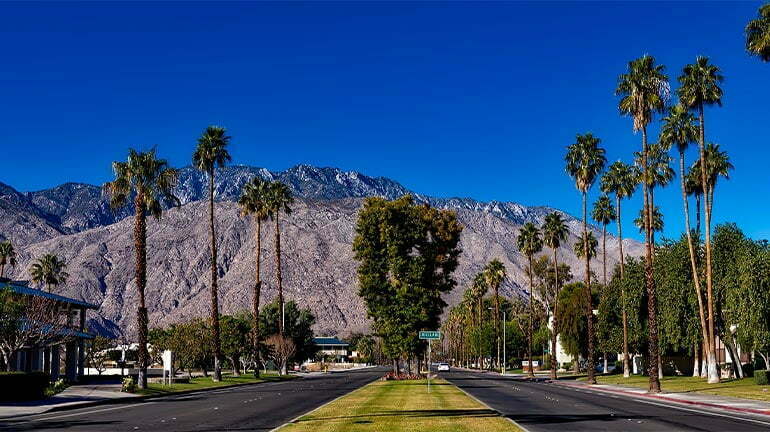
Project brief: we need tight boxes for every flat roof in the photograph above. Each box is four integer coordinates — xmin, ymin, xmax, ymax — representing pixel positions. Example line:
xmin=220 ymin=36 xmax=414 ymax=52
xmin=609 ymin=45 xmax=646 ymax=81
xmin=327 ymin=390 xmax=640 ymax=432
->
xmin=1 ymin=280 xmax=99 ymax=310
xmin=313 ymin=337 xmax=349 ymax=346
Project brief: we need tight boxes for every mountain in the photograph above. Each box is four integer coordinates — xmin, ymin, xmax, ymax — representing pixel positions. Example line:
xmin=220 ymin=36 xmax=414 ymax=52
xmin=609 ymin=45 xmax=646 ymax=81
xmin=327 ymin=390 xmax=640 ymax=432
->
xmin=1 ymin=165 xmax=642 ymax=337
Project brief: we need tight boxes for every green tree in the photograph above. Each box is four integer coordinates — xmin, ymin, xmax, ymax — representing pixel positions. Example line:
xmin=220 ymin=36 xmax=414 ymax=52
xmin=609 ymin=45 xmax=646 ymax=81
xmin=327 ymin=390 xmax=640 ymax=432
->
xmin=516 ymin=223 xmax=541 ymax=377
xmin=260 ymin=299 xmax=317 ymax=372
xmin=634 ymin=206 xmax=663 ymax=235
xmin=0 ymin=242 xmax=16 ymax=279
xmin=484 ymin=258 xmax=507 ymax=370
xmin=220 ymin=314 xmax=252 ymax=375
xmin=564 ymin=132 xmax=606 ymax=385
xmin=104 ymin=148 xmax=180 ymax=389
xmin=267 ymin=181 xmax=294 ymax=334
xmin=616 ymin=54 xmax=669 ymax=392
xmin=542 ymin=212 xmax=569 ymax=379
xmin=29 ymin=254 xmax=69 ymax=292
xmin=600 ymin=160 xmax=637 ymax=377
xmin=238 ymin=176 xmax=273 ymax=377
xmin=746 ymin=4 xmax=770 ymax=61
xmin=193 ymin=125 xmax=232 ymax=382
xmin=85 ymin=336 xmax=117 ymax=375
xmin=591 ymin=195 xmax=616 ymax=285
xmin=729 ymin=240 xmax=770 ymax=370
xmin=677 ymin=56 xmax=724 ymax=384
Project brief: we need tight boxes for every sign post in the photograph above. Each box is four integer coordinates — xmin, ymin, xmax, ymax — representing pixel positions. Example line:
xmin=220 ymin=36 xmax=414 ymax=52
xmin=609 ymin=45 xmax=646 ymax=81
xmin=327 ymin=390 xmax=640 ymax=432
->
xmin=419 ymin=331 xmax=441 ymax=393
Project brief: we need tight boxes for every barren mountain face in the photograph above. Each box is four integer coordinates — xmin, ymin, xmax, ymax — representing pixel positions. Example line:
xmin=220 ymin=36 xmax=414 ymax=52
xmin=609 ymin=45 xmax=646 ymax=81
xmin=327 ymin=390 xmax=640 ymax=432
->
xmin=1 ymin=165 xmax=642 ymax=338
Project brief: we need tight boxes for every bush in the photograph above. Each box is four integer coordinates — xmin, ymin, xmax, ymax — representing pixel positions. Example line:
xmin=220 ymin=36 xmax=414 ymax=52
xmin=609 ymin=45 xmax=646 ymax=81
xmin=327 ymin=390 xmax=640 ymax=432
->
xmin=754 ymin=369 xmax=768 ymax=385
xmin=121 ymin=376 xmax=136 ymax=393
xmin=51 ymin=378 xmax=68 ymax=394
xmin=562 ymin=362 xmax=572 ymax=371
xmin=381 ymin=372 xmax=422 ymax=381
xmin=742 ymin=363 xmax=755 ymax=378
xmin=0 ymin=372 xmax=51 ymax=401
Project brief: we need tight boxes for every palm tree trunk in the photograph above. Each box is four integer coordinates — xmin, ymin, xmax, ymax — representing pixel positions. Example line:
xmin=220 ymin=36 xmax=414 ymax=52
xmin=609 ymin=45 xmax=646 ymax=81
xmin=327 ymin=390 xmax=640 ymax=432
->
xmin=602 ymin=225 xmax=607 ymax=285
xmin=208 ymin=170 xmax=222 ymax=382
xmin=494 ymin=285 xmax=500 ymax=370
xmin=276 ymin=215 xmax=284 ymax=334
xmin=679 ymin=150 xmax=710 ymax=380
xmin=693 ymin=344 xmax=700 ymax=377
xmin=642 ymin=126 xmax=661 ymax=393
xmin=253 ymin=219 xmax=262 ymax=378
xmin=0 ymin=263 xmax=4 ymax=279
xmin=583 ymin=192 xmax=596 ymax=385
xmin=550 ymin=247 xmax=559 ymax=380
xmin=617 ymin=195 xmax=630 ymax=378
xmin=528 ymin=255 xmax=534 ymax=378
xmin=698 ymin=103 xmax=720 ymax=384
xmin=134 ymin=195 xmax=149 ymax=390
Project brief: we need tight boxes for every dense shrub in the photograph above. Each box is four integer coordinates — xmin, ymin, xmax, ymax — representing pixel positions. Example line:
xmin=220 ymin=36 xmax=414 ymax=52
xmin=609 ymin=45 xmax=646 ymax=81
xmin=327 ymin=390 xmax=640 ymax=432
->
xmin=121 ymin=376 xmax=136 ymax=393
xmin=0 ymin=372 xmax=51 ymax=401
xmin=754 ymin=369 xmax=768 ymax=385
xmin=742 ymin=363 xmax=755 ymax=378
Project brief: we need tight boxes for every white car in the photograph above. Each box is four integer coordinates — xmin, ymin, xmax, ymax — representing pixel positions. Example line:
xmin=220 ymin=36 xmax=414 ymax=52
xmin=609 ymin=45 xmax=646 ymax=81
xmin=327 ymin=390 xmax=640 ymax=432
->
xmin=437 ymin=363 xmax=450 ymax=372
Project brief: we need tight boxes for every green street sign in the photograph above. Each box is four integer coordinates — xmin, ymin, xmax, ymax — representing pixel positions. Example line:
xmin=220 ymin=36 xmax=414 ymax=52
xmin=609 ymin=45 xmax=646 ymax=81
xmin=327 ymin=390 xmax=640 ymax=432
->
xmin=419 ymin=331 xmax=441 ymax=340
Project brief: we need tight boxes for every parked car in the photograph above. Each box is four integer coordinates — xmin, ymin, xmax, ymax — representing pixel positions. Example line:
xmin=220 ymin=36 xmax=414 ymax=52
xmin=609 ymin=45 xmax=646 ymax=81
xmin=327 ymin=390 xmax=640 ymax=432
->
xmin=437 ymin=363 xmax=450 ymax=372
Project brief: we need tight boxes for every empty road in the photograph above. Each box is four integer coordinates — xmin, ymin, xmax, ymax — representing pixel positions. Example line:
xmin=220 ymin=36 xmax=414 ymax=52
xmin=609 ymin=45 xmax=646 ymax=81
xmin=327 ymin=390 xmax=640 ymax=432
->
xmin=443 ymin=369 xmax=770 ymax=431
xmin=0 ymin=368 xmax=384 ymax=432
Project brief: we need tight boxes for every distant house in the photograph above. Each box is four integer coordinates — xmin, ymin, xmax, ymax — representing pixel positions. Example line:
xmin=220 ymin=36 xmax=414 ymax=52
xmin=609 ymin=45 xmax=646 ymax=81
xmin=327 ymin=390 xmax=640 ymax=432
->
xmin=1 ymin=279 xmax=98 ymax=382
xmin=312 ymin=337 xmax=350 ymax=362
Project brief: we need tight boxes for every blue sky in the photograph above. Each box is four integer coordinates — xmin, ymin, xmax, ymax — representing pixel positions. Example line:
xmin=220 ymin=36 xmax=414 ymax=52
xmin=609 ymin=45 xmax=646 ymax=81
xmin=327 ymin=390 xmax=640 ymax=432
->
xmin=1 ymin=1 xmax=768 ymax=241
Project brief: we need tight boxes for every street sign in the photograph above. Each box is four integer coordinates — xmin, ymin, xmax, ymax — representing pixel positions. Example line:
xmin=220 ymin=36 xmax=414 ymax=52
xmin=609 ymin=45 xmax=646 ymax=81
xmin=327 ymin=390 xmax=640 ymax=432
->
xmin=419 ymin=331 xmax=441 ymax=340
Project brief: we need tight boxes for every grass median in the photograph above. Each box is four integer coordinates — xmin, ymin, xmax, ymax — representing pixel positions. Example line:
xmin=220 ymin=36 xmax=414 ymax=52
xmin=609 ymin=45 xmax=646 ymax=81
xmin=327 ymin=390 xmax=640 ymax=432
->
xmin=589 ymin=374 xmax=770 ymax=402
xmin=278 ymin=378 xmax=522 ymax=432
xmin=137 ymin=372 xmax=295 ymax=396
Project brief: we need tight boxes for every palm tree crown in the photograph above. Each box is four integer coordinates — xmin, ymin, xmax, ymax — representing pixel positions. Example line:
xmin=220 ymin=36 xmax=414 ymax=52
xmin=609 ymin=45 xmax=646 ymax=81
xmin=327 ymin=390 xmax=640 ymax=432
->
xmin=660 ymin=104 xmax=698 ymax=154
xmin=677 ymin=56 xmax=724 ymax=110
xmin=238 ymin=177 xmax=273 ymax=221
xmin=542 ymin=213 xmax=568 ymax=251
xmin=483 ymin=259 xmax=507 ymax=293
xmin=0 ymin=241 xmax=17 ymax=279
xmin=635 ymin=206 xmax=664 ymax=234
xmin=268 ymin=181 xmax=294 ymax=218
xmin=565 ymin=133 xmax=607 ymax=193
xmin=193 ymin=126 xmax=232 ymax=174
xmin=104 ymin=148 xmax=180 ymax=217
xmin=601 ymin=161 xmax=637 ymax=200
xmin=692 ymin=143 xmax=734 ymax=190
xmin=574 ymin=232 xmax=598 ymax=260
xmin=516 ymin=223 xmax=543 ymax=259
xmin=29 ymin=254 xmax=69 ymax=292
xmin=745 ymin=4 xmax=770 ymax=62
xmin=591 ymin=195 xmax=616 ymax=227
xmin=616 ymin=55 xmax=670 ymax=131
xmin=635 ymin=142 xmax=675 ymax=190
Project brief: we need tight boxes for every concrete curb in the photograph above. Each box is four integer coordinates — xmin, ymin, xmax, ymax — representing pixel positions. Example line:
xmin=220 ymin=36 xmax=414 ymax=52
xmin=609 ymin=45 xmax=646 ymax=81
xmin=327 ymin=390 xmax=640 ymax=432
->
xmin=0 ymin=375 xmax=299 ymax=420
xmin=556 ymin=381 xmax=770 ymax=417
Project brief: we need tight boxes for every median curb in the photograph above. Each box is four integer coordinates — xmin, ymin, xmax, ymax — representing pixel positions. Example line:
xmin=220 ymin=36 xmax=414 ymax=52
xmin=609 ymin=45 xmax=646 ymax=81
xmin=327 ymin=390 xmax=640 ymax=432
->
xmin=0 ymin=375 xmax=299 ymax=420
xmin=555 ymin=381 xmax=770 ymax=417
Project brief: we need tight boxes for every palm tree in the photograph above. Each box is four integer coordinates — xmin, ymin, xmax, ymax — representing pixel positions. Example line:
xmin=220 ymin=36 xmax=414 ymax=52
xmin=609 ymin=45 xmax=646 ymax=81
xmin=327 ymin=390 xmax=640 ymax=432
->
xmin=483 ymin=259 xmax=506 ymax=370
xmin=634 ymin=142 xmax=674 ymax=248
xmin=564 ymin=132 xmax=606 ymax=385
xmin=471 ymin=272 xmax=488 ymax=369
xmin=517 ymin=223 xmax=542 ymax=378
xmin=616 ymin=54 xmax=669 ymax=392
xmin=685 ymin=166 xmax=704 ymax=236
xmin=0 ymin=241 xmax=17 ymax=279
xmin=746 ymin=4 xmax=770 ymax=61
xmin=600 ymin=161 xmax=637 ymax=377
xmin=591 ymin=196 xmax=616 ymax=285
xmin=104 ymin=148 xmax=179 ymax=389
xmin=574 ymin=232 xmax=598 ymax=261
xmin=238 ymin=176 xmax=272 ymax=377
xmin=693 ymin=143 xmax=734 ymax=218
xmin=660 ymin=103 xmax=710 ymax=379
xmin=193 ymin=125 xmax=232 ymax=382
xmin=267 ymin=181 xmax=294 ymax=335
xmin=678 ymin=56 xmax=724 ymax=384
xmin=542 ymin=212 xmax=568 ymax=379
xmin=634 ymin=206 xmax=663 ymax=234
xmin=29 ymin=254 xmax=69 ymax=292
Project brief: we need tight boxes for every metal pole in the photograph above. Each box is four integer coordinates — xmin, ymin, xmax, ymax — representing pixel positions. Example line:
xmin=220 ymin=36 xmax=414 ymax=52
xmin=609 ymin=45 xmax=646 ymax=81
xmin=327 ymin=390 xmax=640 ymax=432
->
xmin=427 ymin=341 xmax=431 ymax=393
xmin=502 ymin=311 xmax=506 ymax=375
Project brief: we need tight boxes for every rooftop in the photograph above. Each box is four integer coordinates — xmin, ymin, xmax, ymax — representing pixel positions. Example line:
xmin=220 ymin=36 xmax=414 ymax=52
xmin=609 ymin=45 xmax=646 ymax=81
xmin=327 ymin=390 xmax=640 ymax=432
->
xmin=0 ymin=279 xmax=99 ymax=310
xmin=313 ymin=337 xmax=349 ymax=346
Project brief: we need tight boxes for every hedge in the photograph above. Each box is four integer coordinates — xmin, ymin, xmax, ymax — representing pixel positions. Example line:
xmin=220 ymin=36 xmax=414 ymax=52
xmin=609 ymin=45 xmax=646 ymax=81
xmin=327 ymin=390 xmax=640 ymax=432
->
xmin=754 ymin=369 xmax=768 ymax=385
xmin=0 ymin=371 xmax=51 ymax=401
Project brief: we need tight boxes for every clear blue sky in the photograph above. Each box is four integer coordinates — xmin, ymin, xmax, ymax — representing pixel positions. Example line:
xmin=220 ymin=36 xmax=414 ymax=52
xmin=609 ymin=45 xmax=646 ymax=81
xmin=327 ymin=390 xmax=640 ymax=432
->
xmin=2 ymin=1 xmax=768 ymax=241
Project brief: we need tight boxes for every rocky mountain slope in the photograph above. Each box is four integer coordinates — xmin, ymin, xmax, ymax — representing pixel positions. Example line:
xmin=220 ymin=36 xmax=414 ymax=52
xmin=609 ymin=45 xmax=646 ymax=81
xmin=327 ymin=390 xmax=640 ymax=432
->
xmin=1 ymin=165 xmax=642 ymax=337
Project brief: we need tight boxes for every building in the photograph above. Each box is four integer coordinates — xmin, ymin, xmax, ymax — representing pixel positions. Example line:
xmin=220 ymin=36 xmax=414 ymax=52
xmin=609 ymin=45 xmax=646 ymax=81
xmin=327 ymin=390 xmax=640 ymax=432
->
xmin=1 ymin=279 xmax=98 ymax=382
xmin=312 ymin=337 xmax=350 ymax=362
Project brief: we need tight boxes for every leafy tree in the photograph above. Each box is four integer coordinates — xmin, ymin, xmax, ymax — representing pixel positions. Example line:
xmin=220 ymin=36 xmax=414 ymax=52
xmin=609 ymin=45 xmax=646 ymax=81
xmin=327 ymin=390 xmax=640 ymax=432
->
xmin=103 ymin=148 xmax=180 ymax=389
xmin=516 ymin=223 xmax=541 ymax=377
xmin=353 ymin=196 xmax=463 ymax=374
xmin=746 ymin=4 xmax=770 ymax=62
xmin=85 ymin=336 xmax=117 ymax=375
xmin=556 ymin=282 xmax=589 ymax=370
xmin=193 ymin=125 xmax=232 ymax=382
xmin=266 ymin=334 xmax=296 ymax=376
xmin=29 ymin=254 xmax=69 ymax=292
xmin=353 ymin=335 xmax=376 ymax=363
xmin=617 ymin=54 xmax=669 ymax=392
xmin=564 ymin=132 xmax=606 ymax=385
xmin=238 ymin=176 xmax=273 ymax=377
xmin=221 ymin=314 xmax=251 ymax=375
xmin=0 ymin=241 xmax=16 ymax=279
xmin=729 ymin=240 xmax=770 ymax=370
xmin=260 ymin=299 xmax=316 ymax=369
xmin=677 ymin=56 xmax=724 ymax=384
xmin=266 ymin=181 xmax=294 ymax=334
xmin=165 ymin=319 xmax=213 ymax=378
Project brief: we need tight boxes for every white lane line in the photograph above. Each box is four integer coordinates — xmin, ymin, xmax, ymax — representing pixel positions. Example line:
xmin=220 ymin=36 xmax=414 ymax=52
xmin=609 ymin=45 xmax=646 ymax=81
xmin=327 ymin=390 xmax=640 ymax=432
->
xmin=11 ymin=402 xmax=158 ymax=423
xmin=629 ymin=398 xmax=770 ymax=427
xmin=451 ymin=379 xmax=533 ymax=432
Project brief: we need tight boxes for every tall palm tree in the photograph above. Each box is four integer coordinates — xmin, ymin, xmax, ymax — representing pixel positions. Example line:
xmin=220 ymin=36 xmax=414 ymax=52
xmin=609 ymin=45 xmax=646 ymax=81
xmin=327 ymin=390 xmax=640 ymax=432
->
xmin=746 ymin=4 xmax=770 ymax=61
xmin=0 ymin=241 xmax=16 ymax=279
xmin=693 ymin=143 xmax=734 ymax=219
xmin=634 ymin=206 xmax=663 ymax=234
xmin=542 ymin=212 xmax=568 ymax=379
xmin=564 ymin=132 xmax=606 ymax=385
xmin=104 ymin=148 xmax=179 ymax=389
xmin=600 ymin=161 xmax=637 ymax=377
xmin=616 ymin=54 xmax=669 ymax=392
xmin=634 ymin=142 xmax=674 ymax=249
xmin=517 ymin=223 xmax=542 ymax=378
xmin=685 ymin=166 xmax=704 ymax=236
xmin=678 ymin=56 xmax=724 ymax=384
xmin=267 ymin=181 xmax=294 ymax=335
xmin=29 ymin=254 xmax=69 ymax=292
xmin=193 ymin=125 xmax=232 ymax=382
xmin=574 ymin=232 xmax=598 ymax=262
xmin=238 ymin=177 xmax=272 ymax=377
xmin=591 ymin=196 xmax=616 ymax=286
xmin=471 ymin=272 xmax=488 ymax=369
xmin=660 ymin=104 xmax=710 ymax=378
xmin=483 ymin=259 xmax=506 ymax=370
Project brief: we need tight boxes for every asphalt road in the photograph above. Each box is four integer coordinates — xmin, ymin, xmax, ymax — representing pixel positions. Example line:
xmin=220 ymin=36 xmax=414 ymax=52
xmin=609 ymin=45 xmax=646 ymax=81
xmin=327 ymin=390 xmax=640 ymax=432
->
xmin=443 ymin=369 xmax=770 ymax=432
xmin=0 ymin=368 xmax=385 ymax=432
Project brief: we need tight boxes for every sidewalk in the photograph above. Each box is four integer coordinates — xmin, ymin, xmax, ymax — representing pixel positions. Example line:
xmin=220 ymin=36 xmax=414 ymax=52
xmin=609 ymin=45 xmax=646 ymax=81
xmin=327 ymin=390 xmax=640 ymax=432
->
xmin=559 ymin=380 xmax=770 ymax=416
xmin=0 ymin=382 xmax=136 ymax=419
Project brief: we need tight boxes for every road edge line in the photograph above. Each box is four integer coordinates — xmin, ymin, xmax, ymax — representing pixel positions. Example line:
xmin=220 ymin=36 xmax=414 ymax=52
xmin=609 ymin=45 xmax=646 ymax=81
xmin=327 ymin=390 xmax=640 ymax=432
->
xmin=452 ymin=380 xmax=532 ymax=432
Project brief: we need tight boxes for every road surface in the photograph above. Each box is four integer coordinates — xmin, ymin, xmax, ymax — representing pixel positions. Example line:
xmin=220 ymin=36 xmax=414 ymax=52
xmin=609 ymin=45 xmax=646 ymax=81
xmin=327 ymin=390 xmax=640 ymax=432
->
xmin=443 ymin=369 xmax=770 ymax=431
xmin=0 ymin=368 xmax=384 ymax=432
